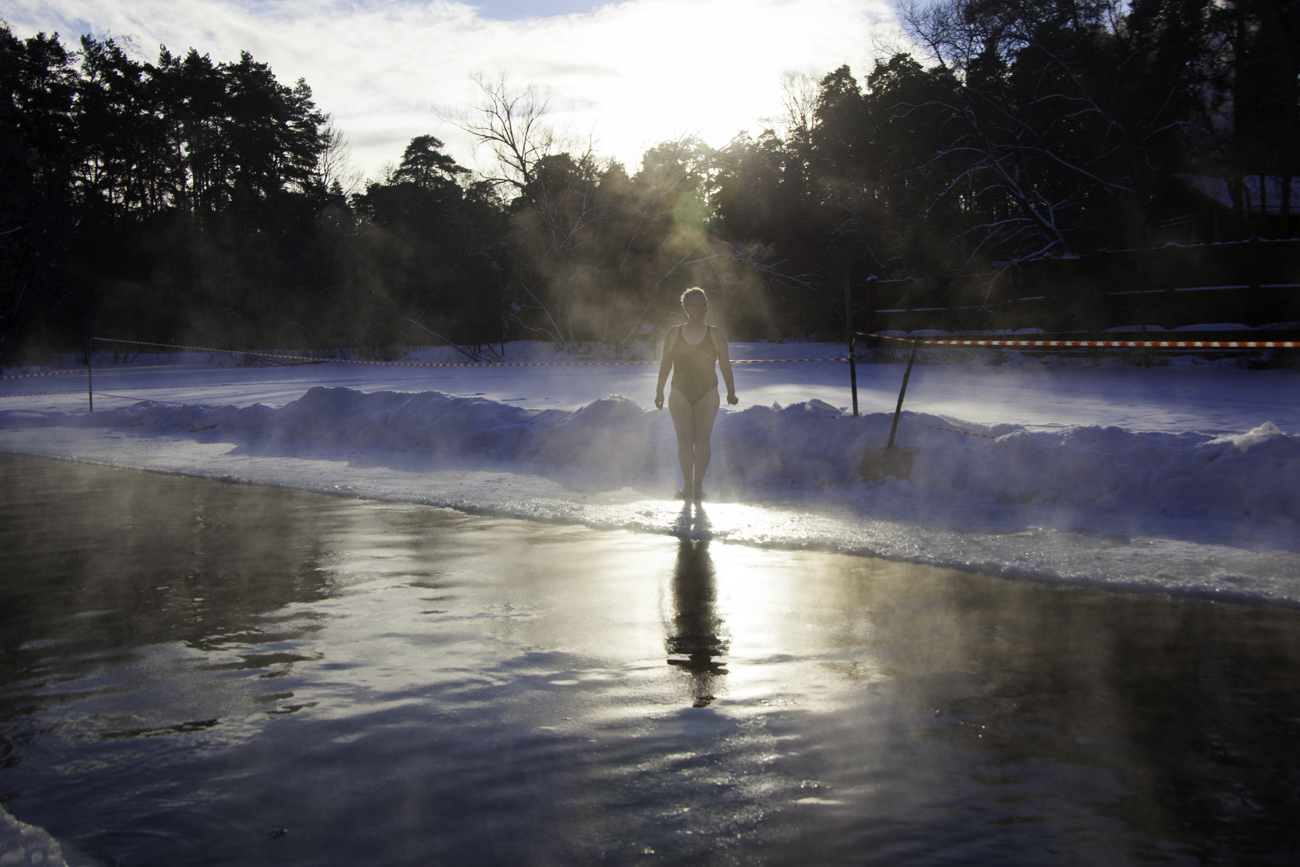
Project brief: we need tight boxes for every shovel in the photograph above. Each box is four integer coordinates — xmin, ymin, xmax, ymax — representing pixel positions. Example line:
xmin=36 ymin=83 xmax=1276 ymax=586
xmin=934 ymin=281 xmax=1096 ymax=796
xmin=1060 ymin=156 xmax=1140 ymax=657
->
xmin=860 ymin=339 xmax=921 ymax=483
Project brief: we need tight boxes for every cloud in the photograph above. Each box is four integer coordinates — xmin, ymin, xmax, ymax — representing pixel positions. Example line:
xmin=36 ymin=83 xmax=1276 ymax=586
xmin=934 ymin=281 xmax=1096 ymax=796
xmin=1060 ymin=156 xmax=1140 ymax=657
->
xmin=5 ymin=0 xmax=901 ymax=181
xmin=474 ymin=0 xmax=613 ymax=20
xmin=524 ymin=61 xmax=622 ymax=79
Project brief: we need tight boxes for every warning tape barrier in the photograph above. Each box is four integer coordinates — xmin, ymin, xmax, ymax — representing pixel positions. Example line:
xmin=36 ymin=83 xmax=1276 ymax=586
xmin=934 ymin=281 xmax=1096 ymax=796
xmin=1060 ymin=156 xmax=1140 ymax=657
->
xmin=0 ymin=390 xmax=187 ymax=402
xmin=0 ymin=369 xmax=83 ymax=380
xmin=0 ymin=388 xmax=998 ymax=440
xmin=734 ymin=358 xmax=849 ymax=364
xmin=91 ymin=337 xmax=846 ymax=366
xmin=0 ymin=390 xmax=123 ymax=399
xmin=858 ymin=332 xmax=1298 ymax=349
xmin=1 ymin=372 xmax=997 ymax=442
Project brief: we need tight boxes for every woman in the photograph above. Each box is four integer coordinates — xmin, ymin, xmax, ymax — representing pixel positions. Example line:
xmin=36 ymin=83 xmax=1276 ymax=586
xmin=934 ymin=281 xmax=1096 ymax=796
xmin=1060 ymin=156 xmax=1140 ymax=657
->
xmin=654 ymin=288 xmax=738 ymax=500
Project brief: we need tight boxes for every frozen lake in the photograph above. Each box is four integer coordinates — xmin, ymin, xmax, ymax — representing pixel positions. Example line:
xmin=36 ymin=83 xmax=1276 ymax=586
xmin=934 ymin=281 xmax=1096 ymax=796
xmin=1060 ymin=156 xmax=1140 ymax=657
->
xmin=3 ymin=453 xmax=1300 ymax=865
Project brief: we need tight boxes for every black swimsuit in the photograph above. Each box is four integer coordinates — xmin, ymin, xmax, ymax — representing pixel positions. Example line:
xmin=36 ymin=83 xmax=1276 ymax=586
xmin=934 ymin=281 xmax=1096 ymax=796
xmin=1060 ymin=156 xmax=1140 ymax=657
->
xmin=670 ymin=327 xmax=719 ymax=404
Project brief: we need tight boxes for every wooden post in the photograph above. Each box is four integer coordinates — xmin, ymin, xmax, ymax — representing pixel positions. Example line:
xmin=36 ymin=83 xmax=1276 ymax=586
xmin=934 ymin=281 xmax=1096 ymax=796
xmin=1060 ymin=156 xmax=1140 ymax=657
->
xmin=845 ymin=269 xmax=858 ymax=416
xmin=887 ymin=340 xmax=920 ymax=450
xmin=864 ymin=275 xmax=875 ymax=339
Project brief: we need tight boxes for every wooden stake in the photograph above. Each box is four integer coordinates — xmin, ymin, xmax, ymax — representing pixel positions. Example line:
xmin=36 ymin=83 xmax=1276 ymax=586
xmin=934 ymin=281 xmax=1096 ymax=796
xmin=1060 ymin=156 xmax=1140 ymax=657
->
xmin=845 ymin=270 xmax=858 ymax=417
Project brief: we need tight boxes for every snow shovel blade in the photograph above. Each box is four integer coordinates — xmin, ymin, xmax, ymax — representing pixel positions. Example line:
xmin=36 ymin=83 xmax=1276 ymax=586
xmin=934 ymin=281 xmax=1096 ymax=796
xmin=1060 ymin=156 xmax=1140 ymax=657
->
xmin=859 ymin=446 xmax=918 ymax=483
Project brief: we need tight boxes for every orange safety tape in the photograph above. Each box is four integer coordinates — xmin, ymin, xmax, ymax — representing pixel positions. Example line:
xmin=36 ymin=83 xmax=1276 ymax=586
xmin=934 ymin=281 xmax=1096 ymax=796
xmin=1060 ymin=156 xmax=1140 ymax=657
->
xmin=859 ymin=332 xmax=1298 ymax=349
xmin=0 ymin=369 xmax=83 ymax=380
xmin=0 ymin=390 xmax=193 ymax=403
xmin=92 ymin=337 xmax=845 ymax=365
xmin=0 ymin=389 xmax=999 ymax=439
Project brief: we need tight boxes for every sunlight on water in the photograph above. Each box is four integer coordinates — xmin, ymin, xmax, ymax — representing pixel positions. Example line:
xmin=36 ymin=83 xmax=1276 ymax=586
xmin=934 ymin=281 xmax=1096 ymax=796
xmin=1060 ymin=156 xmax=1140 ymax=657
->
xmin=3 ymin=454 xmax=1300 ymax=866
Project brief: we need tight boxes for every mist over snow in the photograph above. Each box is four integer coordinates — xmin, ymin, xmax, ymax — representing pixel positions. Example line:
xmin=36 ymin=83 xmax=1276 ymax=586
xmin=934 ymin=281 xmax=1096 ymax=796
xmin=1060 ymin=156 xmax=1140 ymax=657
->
xmin=2 ymin=342 xmax=1298 ymax=604
xmin=57 ymin=385 xmax=1300 ymax=532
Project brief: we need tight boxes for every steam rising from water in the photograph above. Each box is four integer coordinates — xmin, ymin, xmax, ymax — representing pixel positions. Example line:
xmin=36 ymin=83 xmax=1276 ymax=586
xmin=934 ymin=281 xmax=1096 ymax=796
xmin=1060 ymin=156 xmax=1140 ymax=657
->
xmin=4 ymin=453 xmax=1300 ymax=865
xmin=2 ymin=383 xmax=1295 ymax=602
xmin=59 ymin=386 xmax=1299 ymax=533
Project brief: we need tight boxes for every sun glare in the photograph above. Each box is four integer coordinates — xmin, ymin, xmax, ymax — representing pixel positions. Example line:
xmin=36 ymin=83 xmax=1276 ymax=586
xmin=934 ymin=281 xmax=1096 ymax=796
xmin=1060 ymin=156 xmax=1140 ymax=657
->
xmin=6 ymin=0 xmax=895 ymax=180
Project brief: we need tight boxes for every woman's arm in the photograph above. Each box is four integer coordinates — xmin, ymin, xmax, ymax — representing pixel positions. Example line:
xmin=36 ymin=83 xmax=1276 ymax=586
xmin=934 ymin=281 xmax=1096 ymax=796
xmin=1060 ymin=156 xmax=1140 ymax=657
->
xmin=715 ymin=326 xmax=739 ymax=405
xmin=654 ymin=326 xmax=679 ymax=410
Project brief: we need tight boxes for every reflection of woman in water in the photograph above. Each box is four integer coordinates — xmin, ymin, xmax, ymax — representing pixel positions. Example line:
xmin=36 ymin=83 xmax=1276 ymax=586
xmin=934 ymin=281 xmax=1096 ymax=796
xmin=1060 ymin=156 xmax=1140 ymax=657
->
xmin=654 ymin=288 xmax=738 ymax=500
xmin=666 ymin=535 xmax=728 ymax=708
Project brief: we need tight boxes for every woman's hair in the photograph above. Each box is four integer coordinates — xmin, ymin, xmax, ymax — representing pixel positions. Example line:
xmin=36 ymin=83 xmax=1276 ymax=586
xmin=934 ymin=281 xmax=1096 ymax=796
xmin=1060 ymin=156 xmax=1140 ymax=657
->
xmin=680 ymin=287 xmax=706 ymax=306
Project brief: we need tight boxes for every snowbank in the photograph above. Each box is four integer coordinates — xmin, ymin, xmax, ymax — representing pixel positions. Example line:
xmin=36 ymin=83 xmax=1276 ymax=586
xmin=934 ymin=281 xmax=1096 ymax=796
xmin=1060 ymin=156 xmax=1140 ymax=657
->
xmin=4 ymin=344 xmax=1298 ymax=604
xmin=55 ymin=386 xmax=1300 ymax=533
xmin=0 ymin=804 xmax=72 ymax=867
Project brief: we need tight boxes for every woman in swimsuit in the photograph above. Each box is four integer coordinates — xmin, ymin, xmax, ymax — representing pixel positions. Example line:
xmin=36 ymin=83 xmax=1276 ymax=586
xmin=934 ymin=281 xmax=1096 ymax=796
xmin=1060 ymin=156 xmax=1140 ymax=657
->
xmin=654 ymin=287 xmax=739 ymax=499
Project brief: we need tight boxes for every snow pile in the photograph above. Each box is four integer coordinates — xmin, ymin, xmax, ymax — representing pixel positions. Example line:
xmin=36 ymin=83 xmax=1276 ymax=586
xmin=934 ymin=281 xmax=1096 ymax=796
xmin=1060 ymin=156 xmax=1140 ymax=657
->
xmin=0 ymin=804 xmax=73 ymax=867
xmin=4 ymin=357 xmax=1299 ymax=603
xmin=912 ymin=421 xmax=1298 ymax=524
xmin=63 ymin=386 xmax=1300 ymax=531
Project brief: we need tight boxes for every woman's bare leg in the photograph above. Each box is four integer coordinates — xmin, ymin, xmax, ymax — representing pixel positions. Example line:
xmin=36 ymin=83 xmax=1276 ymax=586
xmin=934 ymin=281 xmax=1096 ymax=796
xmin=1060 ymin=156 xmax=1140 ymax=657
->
xmin=668 ymin=389 xmax=696 ymax=493
xmin=690 ymin=389 xmax=720 ymax=496
xmin=669 ymin=389 xmax=720 ymax=497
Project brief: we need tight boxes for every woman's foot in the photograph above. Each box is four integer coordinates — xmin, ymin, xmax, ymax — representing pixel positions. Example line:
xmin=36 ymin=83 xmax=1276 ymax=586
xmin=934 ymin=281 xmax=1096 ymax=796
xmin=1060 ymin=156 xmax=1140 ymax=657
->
xmin=675 ymin=488 xmax=691 ymax=500
xmin=693 ymin=488 xmax=705 ymax=501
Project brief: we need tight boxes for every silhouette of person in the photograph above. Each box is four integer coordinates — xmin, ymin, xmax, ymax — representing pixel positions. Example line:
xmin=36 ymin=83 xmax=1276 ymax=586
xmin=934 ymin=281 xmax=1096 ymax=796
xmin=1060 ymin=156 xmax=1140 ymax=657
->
xmin=654 ymin=288 xmax=738 ymax=500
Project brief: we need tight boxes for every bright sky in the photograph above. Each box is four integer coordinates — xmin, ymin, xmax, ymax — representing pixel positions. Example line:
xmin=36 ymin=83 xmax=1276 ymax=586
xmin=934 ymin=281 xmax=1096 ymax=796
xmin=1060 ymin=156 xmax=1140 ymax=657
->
xmin=4 ymin=0 xmax=902 ymax=183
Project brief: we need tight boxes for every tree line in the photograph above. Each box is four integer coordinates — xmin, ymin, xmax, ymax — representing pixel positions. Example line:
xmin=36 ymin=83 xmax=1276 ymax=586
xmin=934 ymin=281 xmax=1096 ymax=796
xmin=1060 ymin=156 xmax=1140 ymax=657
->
xmin=2 ymin=0 xmax=1296 ymax=364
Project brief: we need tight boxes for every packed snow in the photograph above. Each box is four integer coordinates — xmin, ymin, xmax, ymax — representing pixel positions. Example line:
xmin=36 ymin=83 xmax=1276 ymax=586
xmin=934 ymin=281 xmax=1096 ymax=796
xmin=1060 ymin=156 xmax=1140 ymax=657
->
xmin=0 ymin=803 xmax=71 ymax=867
xmin=2 ymin=342 xmax=1298 ymax=605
